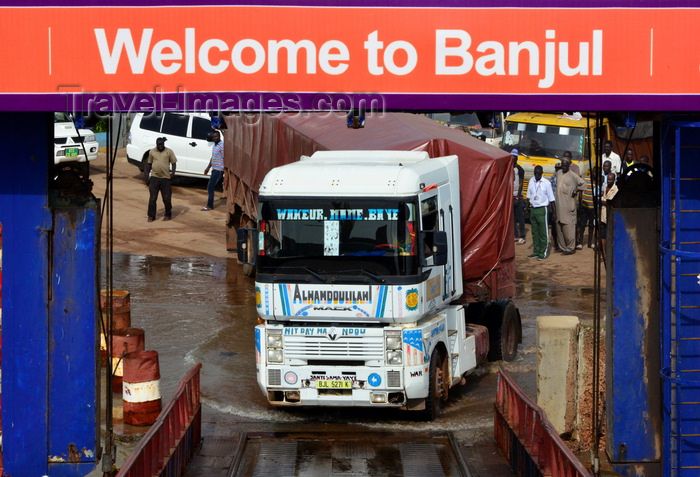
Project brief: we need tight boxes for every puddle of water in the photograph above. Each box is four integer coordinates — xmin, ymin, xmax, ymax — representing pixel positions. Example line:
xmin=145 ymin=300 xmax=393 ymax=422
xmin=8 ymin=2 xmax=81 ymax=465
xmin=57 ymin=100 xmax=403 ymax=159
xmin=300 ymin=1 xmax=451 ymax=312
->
xmin=106 ymin=251 xmax=600 ymax=445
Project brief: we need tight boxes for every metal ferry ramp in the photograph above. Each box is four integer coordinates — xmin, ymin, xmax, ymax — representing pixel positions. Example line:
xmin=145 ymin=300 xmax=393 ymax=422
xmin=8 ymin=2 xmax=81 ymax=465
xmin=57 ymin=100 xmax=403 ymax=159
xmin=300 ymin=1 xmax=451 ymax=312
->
xmin=186 ymin=431 xmax=473 ymax=477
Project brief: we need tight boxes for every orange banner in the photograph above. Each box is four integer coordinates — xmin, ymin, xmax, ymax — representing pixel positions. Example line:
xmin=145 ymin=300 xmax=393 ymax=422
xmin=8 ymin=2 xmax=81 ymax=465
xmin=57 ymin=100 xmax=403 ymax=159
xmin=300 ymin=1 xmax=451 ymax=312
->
xmin=1 ymin=6 xmax=698 ymax=96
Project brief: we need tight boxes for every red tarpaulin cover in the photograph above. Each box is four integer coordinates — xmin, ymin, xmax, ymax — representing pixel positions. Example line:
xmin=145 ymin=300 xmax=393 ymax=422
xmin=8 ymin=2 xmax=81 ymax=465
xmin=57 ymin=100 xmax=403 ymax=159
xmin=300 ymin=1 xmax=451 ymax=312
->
xmin=224 ymin=112 xmax=515 ymax=301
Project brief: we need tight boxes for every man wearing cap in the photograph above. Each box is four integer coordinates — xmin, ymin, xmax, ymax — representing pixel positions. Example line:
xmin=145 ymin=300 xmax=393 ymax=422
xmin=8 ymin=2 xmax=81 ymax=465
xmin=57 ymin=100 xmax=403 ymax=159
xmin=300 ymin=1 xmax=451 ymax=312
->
xmin=144 ymin=137 xmax=177 ymax=222
xmin=512 ymin=149 xmax=526 ymax=245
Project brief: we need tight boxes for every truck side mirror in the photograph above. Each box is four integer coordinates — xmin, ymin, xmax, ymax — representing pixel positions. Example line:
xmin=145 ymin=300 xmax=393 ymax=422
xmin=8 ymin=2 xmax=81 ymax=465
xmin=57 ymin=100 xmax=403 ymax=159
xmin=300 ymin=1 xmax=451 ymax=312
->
xmin=236 ymin=228 xmax=256 ymax=265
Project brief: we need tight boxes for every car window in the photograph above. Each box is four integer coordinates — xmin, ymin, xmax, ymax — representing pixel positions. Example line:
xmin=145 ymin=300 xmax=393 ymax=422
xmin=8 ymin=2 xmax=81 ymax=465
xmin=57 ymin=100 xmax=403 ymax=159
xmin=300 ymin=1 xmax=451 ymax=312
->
xmin=140 ymin=113 xmax=163 ymax=132
xmin=54 ymin=112 xmax=71 ymax=123
xmin=161 ymin=113 xmax=189 ymax=138
xmin=191 ymin=116 xmax=212 ymax=140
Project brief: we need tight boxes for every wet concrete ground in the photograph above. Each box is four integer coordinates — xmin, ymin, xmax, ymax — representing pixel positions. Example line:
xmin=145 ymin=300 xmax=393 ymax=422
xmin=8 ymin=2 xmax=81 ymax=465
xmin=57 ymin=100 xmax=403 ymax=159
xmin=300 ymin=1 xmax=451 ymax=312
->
xmin=97 ymin=250 xmax=600 ymax=476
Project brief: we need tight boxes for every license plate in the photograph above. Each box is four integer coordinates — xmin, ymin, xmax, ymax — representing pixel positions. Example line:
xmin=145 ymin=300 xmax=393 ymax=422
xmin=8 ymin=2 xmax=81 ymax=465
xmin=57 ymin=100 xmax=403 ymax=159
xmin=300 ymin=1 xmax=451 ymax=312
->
xmin=316 ymin=380 xmax=352 ymax=389
xmin=65 ymin=147 xmax=80 ymax=158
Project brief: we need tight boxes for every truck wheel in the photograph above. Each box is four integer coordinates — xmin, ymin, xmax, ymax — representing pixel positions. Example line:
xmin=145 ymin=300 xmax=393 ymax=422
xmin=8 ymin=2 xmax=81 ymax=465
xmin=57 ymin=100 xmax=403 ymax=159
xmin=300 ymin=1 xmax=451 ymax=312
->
xmin=487 ymin=299 xmax=519 ymax=362
xmin=419 ymin=349 xmax=447 ymax=421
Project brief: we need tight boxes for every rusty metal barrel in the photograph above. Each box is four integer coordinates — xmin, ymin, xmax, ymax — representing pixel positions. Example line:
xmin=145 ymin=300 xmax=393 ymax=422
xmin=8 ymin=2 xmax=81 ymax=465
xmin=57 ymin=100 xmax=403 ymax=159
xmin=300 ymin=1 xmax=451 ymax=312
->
xmin=111 ymin=327 xmax=145 ymax=393
xmin=122 ymin=350 xmax=162 ymax=426
xmin=100 ymin=290 xmax=132 ymax=366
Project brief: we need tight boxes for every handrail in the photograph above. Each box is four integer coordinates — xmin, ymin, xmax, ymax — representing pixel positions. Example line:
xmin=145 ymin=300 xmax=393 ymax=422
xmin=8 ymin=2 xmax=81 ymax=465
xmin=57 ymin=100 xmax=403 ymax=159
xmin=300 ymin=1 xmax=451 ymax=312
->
xmin=659 ymin=240 xmax=700 ymax=259
xmin=116 ymin=363 xmax=202 ymax=477
xmin=494 ymin=366 xmax=591 ymax=477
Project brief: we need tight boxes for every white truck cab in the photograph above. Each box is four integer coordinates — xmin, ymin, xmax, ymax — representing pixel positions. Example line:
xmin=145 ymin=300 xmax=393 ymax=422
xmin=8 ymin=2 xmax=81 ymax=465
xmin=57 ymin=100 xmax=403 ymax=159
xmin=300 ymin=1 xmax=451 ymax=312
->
xmin=239 ymin=151 xmax=500 ymax=419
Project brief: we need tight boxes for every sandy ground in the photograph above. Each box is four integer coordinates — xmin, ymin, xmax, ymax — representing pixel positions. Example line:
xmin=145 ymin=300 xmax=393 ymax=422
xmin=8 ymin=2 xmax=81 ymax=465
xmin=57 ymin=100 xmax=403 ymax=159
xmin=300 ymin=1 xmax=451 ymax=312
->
xmin=512 ymin=225 xmax=604 ymax=291
xmin=91 ymin=149 xmax=233 ymax=259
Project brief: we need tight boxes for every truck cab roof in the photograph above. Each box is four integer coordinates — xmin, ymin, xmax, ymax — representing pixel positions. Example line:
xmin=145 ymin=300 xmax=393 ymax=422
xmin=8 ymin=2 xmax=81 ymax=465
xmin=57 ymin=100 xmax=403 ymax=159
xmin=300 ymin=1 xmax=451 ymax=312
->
xmin=259 ymin=150 xmax=457 ymax=197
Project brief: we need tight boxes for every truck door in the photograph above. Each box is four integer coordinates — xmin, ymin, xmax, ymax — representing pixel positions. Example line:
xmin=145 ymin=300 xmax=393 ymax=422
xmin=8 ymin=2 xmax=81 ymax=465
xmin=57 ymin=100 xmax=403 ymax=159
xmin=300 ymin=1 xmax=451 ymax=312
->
xmin=189 ymin=114 xmax=215 ymax=174
xmin=419 ymin=186 xmax=457 ymax=304
xmin=419 ymin=193 xmax=440 ymax=268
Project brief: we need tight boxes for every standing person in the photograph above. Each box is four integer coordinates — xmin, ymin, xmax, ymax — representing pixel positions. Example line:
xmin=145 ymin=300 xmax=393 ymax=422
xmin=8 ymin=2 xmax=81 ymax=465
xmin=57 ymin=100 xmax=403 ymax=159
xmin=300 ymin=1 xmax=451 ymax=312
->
xmin=527 ymin=165 xmax=555 ymax=260
xmin=562 ymin=151 xmax=580 ymax=176
xmin=511 ymin=149 xmax=526 ymax=245
xmin=600 ymin=172 xmax=619 ymax=264
xmin=576 ymin=166 xmax=599 ymax=249
xmin=602 ymin=140 xmax=621 ymax=175
xmin=549 ymin=164 xmax=561 ymax=252
xmin=202 ymin=130 xmax=224 ymax=211
xmin=620 ymin=148 xmax=636 ymax=177
xmin=602 ymin=159 xmax=615 ymax=183
xmin=554 ymin=157 xmax=587 ymax=255
xmin=145 ymin=137 xmax=177 ymax=222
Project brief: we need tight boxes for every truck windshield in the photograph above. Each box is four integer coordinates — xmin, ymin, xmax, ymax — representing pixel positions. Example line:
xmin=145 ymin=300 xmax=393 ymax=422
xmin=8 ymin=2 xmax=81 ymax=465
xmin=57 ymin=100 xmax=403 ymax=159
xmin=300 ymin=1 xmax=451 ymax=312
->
xmin=256 ymin=198 xmax=419 ymax=280
xmin=503 ymin=122 xmax=586 ymax=161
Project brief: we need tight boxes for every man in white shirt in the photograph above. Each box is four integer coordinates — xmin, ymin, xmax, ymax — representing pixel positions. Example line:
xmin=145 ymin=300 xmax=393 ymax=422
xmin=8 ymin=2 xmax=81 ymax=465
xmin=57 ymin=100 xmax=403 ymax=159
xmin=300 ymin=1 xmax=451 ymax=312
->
xmin=603 ymin=140 xmax=621 ymax=175
xmin=527 ymin=165 xmax=556 ymax=260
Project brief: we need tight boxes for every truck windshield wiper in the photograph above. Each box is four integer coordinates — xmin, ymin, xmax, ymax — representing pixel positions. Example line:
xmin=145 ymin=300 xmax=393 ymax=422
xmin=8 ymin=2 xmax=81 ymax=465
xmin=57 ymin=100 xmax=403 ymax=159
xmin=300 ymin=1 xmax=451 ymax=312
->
xmin=360 ymin=269 xmax=385 ymax=283
xmin=334 ymin=269 xmax=386 ymax=284
xmin=303 ymin=266 xmax=327 ymax=283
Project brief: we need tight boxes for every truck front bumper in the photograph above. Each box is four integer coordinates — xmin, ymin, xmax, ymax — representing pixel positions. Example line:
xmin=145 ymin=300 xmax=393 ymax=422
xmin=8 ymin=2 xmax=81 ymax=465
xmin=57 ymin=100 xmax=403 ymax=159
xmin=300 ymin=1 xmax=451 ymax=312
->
xmin=259 ymin=365 xmax=430 ymax=408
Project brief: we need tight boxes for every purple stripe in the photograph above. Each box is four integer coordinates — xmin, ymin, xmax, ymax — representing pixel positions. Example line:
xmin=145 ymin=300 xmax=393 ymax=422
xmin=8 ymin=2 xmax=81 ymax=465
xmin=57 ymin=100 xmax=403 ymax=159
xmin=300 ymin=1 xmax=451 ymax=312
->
xmin=3 ymin=0 xmax=699 ymax=7
xmin=2 ymin=93 xmax=698 ymax=112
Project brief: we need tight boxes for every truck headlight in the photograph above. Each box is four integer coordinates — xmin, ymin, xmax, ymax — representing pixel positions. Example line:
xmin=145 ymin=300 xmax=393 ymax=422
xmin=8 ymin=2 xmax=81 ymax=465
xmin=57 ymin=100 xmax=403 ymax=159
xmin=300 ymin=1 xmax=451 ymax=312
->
xmin=386 ymin=335 xmax=401 ymax=350
xmin=267 ymin=334 xmax=283 ymax=348
xmin=385 ymin=330 xmax=402 ymax=350
xmin=386 ymin=350 xmax=403 ymax=365
xmin=268 ymin=349 xmax=283 ymax=363
xmin=267 ymin=330 xmax=283 ymax=363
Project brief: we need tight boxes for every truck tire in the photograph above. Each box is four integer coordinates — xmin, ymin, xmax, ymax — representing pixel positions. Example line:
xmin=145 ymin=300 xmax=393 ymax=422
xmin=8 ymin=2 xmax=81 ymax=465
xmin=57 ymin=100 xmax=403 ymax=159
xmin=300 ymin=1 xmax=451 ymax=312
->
xmin=419 ymin=349 xmax=448 ymax=421
xmin=487 ymin=299 xmax=519 ymax=362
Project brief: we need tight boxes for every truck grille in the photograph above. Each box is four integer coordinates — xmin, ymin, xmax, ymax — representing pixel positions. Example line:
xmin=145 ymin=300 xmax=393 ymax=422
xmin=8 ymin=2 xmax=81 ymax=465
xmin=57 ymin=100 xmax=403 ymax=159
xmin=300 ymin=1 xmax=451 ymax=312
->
xmin=268 ymin=368 xmax=282 ymax=386
xmin=387 ymin=370 xmax=401 ymax=388
xmin=285 ymin=335 xmax=384 ymax=363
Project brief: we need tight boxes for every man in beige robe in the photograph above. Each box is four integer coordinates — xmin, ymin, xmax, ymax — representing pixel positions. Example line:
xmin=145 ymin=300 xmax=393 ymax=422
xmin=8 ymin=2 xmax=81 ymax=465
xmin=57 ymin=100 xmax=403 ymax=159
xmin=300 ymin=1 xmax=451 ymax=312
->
xmin=554 ymin=157 xmax=586 ymax=255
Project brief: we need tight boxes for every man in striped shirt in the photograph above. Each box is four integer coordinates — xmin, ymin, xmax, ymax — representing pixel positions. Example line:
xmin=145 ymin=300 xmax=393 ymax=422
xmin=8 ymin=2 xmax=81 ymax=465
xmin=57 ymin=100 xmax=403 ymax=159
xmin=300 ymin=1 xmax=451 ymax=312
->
xmin=202 ymin=130 xmax=224 ymax=211
xmin=576 ymin=166 xmax=599 ymax=249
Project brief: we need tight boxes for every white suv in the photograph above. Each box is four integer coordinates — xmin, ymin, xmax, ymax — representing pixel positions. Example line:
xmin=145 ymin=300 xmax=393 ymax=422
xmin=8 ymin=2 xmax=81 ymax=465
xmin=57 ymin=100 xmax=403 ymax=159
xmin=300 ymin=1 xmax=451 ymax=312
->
xmin=54 ymin=112 xmax=99 ymax=165
xmin=127 ymin=112 xmax=216 ymax=179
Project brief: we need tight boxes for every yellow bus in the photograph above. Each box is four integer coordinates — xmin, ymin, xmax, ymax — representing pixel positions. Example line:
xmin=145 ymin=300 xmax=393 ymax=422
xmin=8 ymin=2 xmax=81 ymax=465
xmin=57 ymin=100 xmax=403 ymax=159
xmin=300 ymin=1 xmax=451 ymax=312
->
xmin=502 ymin=112 xmax=610 ymax=191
